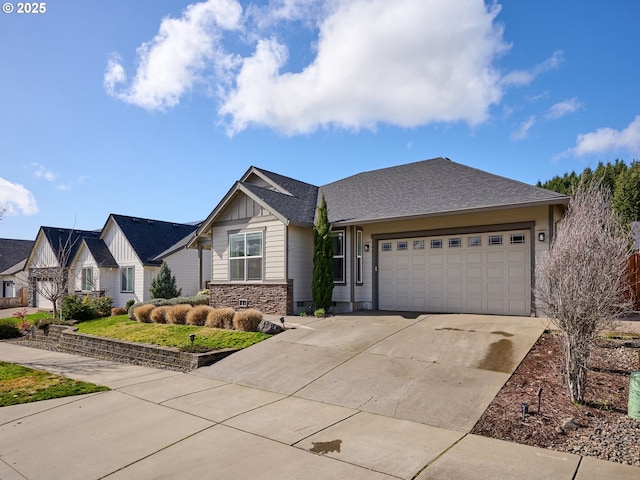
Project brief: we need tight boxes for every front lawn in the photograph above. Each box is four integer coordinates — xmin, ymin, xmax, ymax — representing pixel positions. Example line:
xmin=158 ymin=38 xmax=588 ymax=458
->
xmin=76 ymin=315 xmax=270 ymax=351
xmin=0 ymin=361 xmax=109 ymax=406
xmin=0 ymin=311 xmax=54 ymax=326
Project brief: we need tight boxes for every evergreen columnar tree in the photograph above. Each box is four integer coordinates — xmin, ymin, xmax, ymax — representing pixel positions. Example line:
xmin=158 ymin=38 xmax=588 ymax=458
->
xmin=613 ymin=161 xmax=640 ymax=227
xmin=536 ymin=179 xmax=633 ymax=404
xmin=312 ymin=196 xmax=334 ymax=312
xmin=150 ymin=262 xmax=182 ymax=299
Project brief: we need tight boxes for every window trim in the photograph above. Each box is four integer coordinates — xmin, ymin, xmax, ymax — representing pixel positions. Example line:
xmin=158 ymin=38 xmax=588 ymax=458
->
xmin=81 ymin=267 xmax=94 ymax=291
xmin=120 ymin=266 xmax=134 ymax=293
xmin=448 ymin=237 xmax=462 ymax=248
xmin=332 ymin=230 xmax=346 ymax=284
xmin=355 ymin=229 xmax=363 ymax=285
xmin=229 ymin=231 xmax=264 ymax=282
xmin=430 ymin=239 xmax=443 ymax=249
xmin=488 ymin=234 xmax=503 ymax=246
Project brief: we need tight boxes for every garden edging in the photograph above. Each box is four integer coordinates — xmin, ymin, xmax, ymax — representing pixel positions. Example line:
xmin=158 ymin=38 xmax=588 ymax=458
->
xmin=21 ymin=324 xmax=239 ymax=372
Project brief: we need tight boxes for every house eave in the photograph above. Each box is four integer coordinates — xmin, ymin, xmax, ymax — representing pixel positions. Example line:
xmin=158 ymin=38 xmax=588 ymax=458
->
xmin=331 ymin=198 xmax=569 ymax=227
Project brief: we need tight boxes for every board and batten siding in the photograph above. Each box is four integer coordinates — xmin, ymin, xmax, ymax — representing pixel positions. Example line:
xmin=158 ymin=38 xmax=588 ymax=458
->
xmin=71 ymin=246 xmax=99 ymax=291
xmin=102 ymin=221 xmax=145 ymax=306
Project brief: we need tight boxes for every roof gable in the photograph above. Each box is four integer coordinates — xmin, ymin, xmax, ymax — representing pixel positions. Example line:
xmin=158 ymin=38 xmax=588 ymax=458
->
xmin=81 ymin=238 xmax=119 ymax=268
xmin=107 ymin=214 xmax=197 ymax=266
xmin=32 ymin=227 xmax=100 ymax=268
xmin=319 ymin=157 xmax=569 ymax=224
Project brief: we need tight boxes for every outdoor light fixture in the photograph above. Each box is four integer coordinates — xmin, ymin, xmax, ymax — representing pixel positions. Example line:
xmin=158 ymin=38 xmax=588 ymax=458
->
xmin=364 ymin=243 xmax=370 ymax=252
xmin=521 ymin=402 xmax=529 ymax=421
xmin=189 ymin=333 xmax=196 ymax=344
xmin=280 ymin=317 xmax=285 ymax=328
xmin=538 ymin=231 xmax=546 ymax=242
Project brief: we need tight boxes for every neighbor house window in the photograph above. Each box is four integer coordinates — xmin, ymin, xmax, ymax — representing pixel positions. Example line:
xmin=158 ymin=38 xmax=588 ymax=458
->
xmin=121 ymin=266 xmax=134 ymax=293
xmin=356 ymin=229 xmax=363 ymax=285
xmin=332 ymin=230 xmax=345 ymax=283
xmin=230 ymin=231 xmax=263 ymax=281
xmin=81 ymin=267 xmax=93 ymax=291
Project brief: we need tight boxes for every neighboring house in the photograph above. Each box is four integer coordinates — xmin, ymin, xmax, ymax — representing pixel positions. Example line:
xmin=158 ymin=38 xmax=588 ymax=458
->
xmin=73 ymin=214 xmax=211 ymax=307
xmin=24 ymin=227 xmax=100 ymax=309
xmin=0 ymin=238 xmax=35 ymax=306
xmin=191 ymin=157 xmax=569 ymax=316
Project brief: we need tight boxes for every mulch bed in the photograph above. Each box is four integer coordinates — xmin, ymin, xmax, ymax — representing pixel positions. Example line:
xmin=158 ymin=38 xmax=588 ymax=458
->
xmin=471 ymin=330 xmax=640 ymax=467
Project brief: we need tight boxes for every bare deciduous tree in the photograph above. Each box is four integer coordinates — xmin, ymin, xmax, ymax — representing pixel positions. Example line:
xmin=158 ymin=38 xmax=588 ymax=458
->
xmin=536 ymin=179 xmax=634 ymax=404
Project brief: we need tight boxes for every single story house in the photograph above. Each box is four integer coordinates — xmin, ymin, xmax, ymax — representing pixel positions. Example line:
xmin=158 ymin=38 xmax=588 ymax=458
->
xmin=0 ymin=238 xmax=35 ymax=306
xmin=191 ymin=157 xmax=569 ymax=316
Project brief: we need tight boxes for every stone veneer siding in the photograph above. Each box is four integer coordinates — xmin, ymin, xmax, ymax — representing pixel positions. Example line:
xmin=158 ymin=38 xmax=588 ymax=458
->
xmin=209 ymin=282 xmax=293 ymax=315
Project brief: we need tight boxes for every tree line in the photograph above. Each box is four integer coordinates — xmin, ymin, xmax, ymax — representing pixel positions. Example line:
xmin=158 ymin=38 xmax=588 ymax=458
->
xmin=536 ymin=159 xmax=640 ymax=227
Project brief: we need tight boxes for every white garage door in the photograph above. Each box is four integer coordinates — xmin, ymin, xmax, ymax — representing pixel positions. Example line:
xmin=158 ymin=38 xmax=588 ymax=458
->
xmin=378 ymin=230 xmax=531 ymax=315
xmin=36 ymin=281 xmax=55 ymax=310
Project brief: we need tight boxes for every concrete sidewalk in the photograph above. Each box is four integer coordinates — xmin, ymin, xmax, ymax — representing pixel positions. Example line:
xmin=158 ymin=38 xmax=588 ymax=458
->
xmin=0 ymin=313 xmax=638 ymax=479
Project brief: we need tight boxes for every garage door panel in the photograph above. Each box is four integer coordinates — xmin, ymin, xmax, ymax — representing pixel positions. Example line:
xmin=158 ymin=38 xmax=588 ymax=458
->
xmin=378 ymin=230 xmax=530 ymax=315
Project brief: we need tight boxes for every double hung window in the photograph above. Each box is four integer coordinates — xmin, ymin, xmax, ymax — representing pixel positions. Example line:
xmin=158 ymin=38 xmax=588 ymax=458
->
xmin=230 ymin=232 xmax=263 ymax=281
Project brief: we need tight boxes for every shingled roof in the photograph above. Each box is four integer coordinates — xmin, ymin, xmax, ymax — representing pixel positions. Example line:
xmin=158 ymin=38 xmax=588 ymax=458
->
xmin=0 ymin=238 xmax=35 ymax=274
xmin=319 ymin=157 xmax=568 ymax=224
xmin=107 ymin=214 xmax=198 ymax=266
xmin=39 ymin=227 xmax=101 ymax=268
xmin=82 ymin=238 xmax=118 ymax=268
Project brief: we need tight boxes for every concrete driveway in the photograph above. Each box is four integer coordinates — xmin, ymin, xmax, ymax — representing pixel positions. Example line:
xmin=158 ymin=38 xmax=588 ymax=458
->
xmin=196 ymin=312 xmax=546 ymax=432
xmin=2 ymin=312 xmax=638 ymax=479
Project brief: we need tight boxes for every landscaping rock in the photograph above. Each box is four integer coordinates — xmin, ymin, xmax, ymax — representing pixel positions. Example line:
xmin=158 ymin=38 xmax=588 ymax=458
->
xmin=257 ymin=320 xmax=284 ymax=335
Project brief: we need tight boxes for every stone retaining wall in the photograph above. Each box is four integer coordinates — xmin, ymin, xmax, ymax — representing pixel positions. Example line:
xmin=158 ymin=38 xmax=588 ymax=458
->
xmin=26 ymin=324 xmax=237 ymax=372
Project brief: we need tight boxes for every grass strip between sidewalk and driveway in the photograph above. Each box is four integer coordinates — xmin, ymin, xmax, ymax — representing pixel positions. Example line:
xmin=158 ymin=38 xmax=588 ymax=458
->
xmin=0 ymin=361 xmax=109 ymax=406
xmin=75 ymin=315 xmax=270 ymax=352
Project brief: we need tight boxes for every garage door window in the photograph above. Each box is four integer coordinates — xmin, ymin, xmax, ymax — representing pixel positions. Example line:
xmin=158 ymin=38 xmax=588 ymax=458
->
xmin=510 ymin=233 xmax=526 ymax=244
xmin=430 ymin=239 xmax=442 ymax=249
xmin=397 ymin=241 xmax=408 ymax=251
xmin=468 ymin=236 xmax=482 ymax=247
xmin=382 ymin=242 xmax=392 ymax=251
xmin=413 ymin=240 xmax=425 ymax=250
xmin=489 ymin=235 xmax=503 ymax=246
xmin=448 ymin=238 xmax=462 ymax=248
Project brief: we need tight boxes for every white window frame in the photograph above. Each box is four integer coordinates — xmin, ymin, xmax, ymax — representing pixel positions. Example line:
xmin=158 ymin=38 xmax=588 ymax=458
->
xmin=229 ymin=231 xmax=264 ymax=282
xmin=332 ymin=230 xmax=345 ymax=284
xmin=355 ymin=229 xmax=363 ymax=285
xmin=120 ymin=266 xmax=134 ymax=293
xmin=510 ymin=233 xmax=526 ymax=244
xmin=81 ymin=267 xmax=94 ymax=291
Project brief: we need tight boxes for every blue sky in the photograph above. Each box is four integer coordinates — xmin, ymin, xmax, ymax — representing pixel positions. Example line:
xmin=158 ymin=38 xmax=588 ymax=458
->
xmin=1 ymin=0 xmax=639 ymax=240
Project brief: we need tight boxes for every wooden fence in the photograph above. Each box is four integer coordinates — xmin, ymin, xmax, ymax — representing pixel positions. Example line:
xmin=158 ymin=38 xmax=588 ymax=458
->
xmin=628 ymin=253 xmax=640 ymax=311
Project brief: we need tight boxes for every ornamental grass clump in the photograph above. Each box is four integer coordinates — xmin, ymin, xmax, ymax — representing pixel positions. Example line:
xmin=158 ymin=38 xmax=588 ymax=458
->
xmin=165 ymin=304 xmax=192 ymax=325
xmin=150 ymin=306 xmax=171 ymax=324
xmin=205 ymin=307 xmax=235 ymax=330
xmin=233 ymin=309 xmax=263 ymax=332
xmin=186 ymin=305 xmax=214 ymax=326
xmin=133 ymin=304 xmax=155 ymax=323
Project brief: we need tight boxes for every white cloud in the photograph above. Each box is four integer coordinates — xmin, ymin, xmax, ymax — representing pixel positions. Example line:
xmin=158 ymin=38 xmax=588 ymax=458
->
xmin=32 ymin=163 xmax=56 ymax=182
xmin=545 ymin=97 xmax=583 ymax=119
xmin=105 ymin=0 xmax=242 ymax=110
xmin=570 ymin=116 xmax=640 ymax=157
xmin=0 ymin=178 xmax=38 ymax=216
xmin=501 ymin=51 xmax=563 ymax=87
xmin=511 ymin=115 xmax=536 ymax=141
xmin=220 ymin=0 xmax=508 ymax=135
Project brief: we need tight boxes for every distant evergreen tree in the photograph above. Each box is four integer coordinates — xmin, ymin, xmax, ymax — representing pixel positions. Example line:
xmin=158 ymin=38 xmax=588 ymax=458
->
xmin=150 ymin=262 xmax=182 ymax=299
xmin=613 ymin=161 xmax=640 ymax=226
xmin=312 ymin=196 xmax=334 ymax=312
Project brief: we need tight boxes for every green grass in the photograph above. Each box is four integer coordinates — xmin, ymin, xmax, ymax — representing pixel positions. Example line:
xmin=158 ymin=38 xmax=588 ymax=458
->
xmin=0 ymin=361 xmax=109 ymax=406
xmin=0 ymin=311 xmax=54 ymax=326
xmin=76 ymin=315 xmax=270 ymax=351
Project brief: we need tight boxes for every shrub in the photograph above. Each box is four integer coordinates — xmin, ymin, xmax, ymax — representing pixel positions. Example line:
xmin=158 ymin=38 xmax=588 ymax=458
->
xmin=125 ymin=299 xmax=135 ymax=312
xmin=314 ymin=308 xmax=326 ymax=318
xmin=205 ymin=307 xmax=235 ymax=329
xmin=127 ymin=295 xmax=209 ymax=320
xmin=166 ymin=304 xmax=192 ymax=325
xmin=111 ymin=307 xmax=127 ymax=316
xmin=133 ymin=304 xmax=155 ymax=323
xmin=186 ymin=305 xmax=214 ymax=326
xmin=150 ymin=306 xmax=170 ymax=324
xmin=61 ymin=294 xmax=113 ymax=321
xmin=0 ymin=320 xmax=20 ymax=339
xmin=233 ymin=309 xmax=263 ymax=332
xmin=150 ymin=262 xmax=182 ymax=299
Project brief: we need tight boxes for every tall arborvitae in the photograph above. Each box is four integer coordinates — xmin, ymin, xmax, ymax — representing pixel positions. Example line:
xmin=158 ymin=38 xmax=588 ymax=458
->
xmin=150 ymin=261 xmax=182 ymax=299
xmin=312 ymin=196 xmax=334 ymax=312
